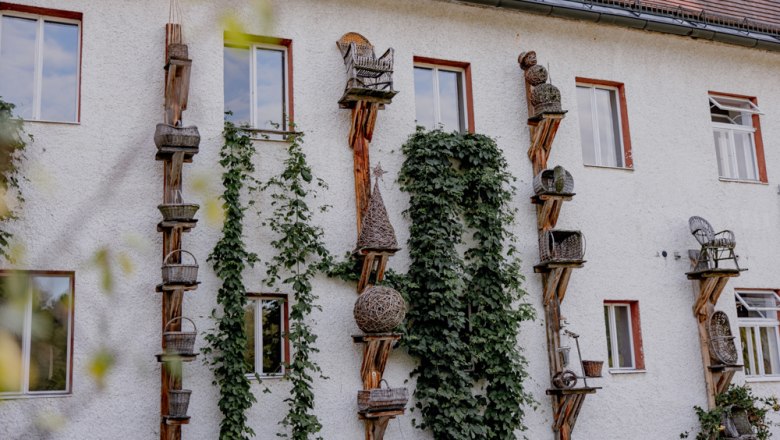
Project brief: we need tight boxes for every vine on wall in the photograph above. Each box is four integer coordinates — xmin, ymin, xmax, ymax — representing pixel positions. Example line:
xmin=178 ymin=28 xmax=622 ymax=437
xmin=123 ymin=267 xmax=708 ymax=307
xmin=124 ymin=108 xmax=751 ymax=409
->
xmin=681 ymin=384 xmax=779 ymax=440
xmin=0 ymin=98 xmax=30 ymax=260
xmin=392 ymin=128 xmax=536 ymax=439
xmin=203 ymin=120 xmax=258 ymax=440
xmin=262 ymin=131 xmax=331 ymax=440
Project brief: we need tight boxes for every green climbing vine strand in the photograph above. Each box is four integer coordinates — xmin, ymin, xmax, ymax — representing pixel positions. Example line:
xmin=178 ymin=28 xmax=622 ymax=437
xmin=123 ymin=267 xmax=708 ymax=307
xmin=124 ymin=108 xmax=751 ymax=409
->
xmin=203 ymin=119 xmax=259 ymax=440
xmin=0 ymin=97 xmax=30 ymax=260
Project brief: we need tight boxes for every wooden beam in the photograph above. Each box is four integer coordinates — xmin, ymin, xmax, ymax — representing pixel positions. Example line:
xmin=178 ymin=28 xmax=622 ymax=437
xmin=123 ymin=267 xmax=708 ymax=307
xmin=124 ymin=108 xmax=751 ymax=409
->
xmin=348 ymin=101 xmax=379 ymax=234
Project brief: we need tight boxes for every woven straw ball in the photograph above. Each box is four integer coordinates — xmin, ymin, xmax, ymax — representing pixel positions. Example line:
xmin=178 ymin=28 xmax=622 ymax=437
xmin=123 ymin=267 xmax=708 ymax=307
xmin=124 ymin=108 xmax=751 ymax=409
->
xmin=354 ymin=286 xmax=407 ymax=333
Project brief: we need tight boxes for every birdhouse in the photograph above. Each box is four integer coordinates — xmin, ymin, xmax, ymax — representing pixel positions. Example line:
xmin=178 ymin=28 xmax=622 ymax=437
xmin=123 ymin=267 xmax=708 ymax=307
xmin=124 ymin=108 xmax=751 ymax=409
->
xmin=354 ymin=174 xmax=399 ymax=293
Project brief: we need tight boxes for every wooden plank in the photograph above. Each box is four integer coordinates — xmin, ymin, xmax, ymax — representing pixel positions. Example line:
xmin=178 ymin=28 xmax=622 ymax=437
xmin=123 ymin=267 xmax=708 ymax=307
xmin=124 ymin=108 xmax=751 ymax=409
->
xmin=696 ymin=301 xmax=717 ymax=408
xmin=543 ymin=269 xmax=563 ymax=306
xmin=556 ymin=268 xmax=573 ymax=305
xmin=349 ymin=101 xmax=378 ymax=235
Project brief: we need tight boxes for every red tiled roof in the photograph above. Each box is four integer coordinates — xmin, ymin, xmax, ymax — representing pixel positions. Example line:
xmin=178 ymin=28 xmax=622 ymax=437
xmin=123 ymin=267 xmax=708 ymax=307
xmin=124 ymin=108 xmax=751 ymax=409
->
xmin=606 ymin=0 xmax=780 ymax=31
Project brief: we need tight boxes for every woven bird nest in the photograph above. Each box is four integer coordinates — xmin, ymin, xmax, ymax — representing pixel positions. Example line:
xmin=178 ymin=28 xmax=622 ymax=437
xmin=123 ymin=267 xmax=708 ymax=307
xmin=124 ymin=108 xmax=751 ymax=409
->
xmin=357 ymin=179 xmax=399 ymax=251
xmin=354 ymin=286 xmax=406 ymax=333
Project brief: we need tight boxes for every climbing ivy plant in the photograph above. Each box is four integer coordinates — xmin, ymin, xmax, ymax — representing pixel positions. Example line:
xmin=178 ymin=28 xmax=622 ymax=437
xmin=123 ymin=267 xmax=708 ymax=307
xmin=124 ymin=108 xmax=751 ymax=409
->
xmin=681 ymin=384 xmax=780 ymax=440
xmin=0 ymin=97 xmax=30 ymax=260
xmin=203 ymin=119 xmax=258 ymax=440
xmin=262 ymin=131 xmax=331 ymax=440
xmin=392 ymin=128 xmax=536 ymax=439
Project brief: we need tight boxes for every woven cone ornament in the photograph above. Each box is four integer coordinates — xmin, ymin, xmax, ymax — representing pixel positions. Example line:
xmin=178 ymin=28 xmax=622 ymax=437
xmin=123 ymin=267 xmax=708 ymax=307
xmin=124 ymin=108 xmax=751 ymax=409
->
xmin=357 ymin=178 xmax=399 ymax=251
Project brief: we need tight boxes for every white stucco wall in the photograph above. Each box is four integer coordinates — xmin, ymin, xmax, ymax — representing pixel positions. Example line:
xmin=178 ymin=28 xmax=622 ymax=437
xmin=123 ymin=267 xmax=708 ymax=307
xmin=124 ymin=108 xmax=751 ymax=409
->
xmin=2 ymin=0 xmax=780 ymax=438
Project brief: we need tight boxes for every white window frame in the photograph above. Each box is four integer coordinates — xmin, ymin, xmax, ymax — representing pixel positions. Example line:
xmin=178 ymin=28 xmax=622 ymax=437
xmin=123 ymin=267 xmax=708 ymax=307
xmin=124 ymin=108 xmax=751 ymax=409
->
xmin=710 ymin=95 xmax=762 ymax=181
xmin=0 ymin=11 xmax=81 ymax=123
xmin=605 ymin=303 xmax=636 ymax=370
xmin=576 ymin=83 xmax=626 ymax=168
xmin=0 ymin=272 xmax=74 ymax=399
xmin=246 ymin=294 xmax=287 ymax=378
xmin=224 ymin=41 xmax=289 ymax=135
xmin=413 ymin=62 xmax=468 ymax=133
xmin=736 ymin=290 xmax=780 ymax=378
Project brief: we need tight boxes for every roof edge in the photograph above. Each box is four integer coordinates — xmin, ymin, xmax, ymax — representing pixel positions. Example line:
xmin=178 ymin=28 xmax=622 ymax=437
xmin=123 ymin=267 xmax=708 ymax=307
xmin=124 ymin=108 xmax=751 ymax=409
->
xmin=456 ymin=0 xmax=780 ymax=52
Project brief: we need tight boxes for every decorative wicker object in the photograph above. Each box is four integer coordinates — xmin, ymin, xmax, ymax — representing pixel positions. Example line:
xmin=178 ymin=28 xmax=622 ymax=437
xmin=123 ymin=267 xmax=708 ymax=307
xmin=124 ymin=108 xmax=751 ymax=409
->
xmin=163 ymin=317 xmax=197 ymax=355
xmin=689 ymin=216 xmax=740 ymax=271
xmin=161 ymin=249 xmax=198 ymax=284
xmin=158 ymin=203 xmax=199 ymax=221
xmin=168 ymin=389 xmax=192 ymax=417
xmin=531 ymin=83 xmax=563 ymax=115
xmin=354 ymin=286 xmax=406 ymax=333
xmin=357 ymin=180 xmax=399 ymax=251
xmin=337 ymin=32 xmax=394 ymax=93
xmin=533 ymin=167 xmax=574 ymax=195
xmin=539 ymin=230 xmax=585 ymax=263
xmin=357 ymin=380 xmax=408 ymax=413
xmin=154 ymin=123 xmax=200 ymax=151
xmin=708 ymin=311 xmax=738 ymax=365
xmin=581 ymin=360 xmax=603 ymax=378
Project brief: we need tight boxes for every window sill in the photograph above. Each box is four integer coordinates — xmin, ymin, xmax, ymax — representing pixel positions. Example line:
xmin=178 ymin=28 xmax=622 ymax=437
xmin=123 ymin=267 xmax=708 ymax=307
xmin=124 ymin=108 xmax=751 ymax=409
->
xmin=609 ymin=369 xmax=646 ymax=375
xmin=583 ymin=164 xmax=634 ymax=172
xmin=718 ymin=178 xmax=767 ymax=185
xmin=0 ymin=392 xmax=72 ymax=400
xmin=19 ymin=119 xmax=80 ymax=126
xmin=745 ymin=376 xmax=780 ymax=383
xmin=246 ymin=373 xmax=286 ymax=380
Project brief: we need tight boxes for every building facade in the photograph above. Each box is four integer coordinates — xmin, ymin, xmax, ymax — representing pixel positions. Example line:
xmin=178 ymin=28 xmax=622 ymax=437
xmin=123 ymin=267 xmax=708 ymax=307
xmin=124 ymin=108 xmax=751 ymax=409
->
xmin=1 ymin=0 xmax=780 ymax=438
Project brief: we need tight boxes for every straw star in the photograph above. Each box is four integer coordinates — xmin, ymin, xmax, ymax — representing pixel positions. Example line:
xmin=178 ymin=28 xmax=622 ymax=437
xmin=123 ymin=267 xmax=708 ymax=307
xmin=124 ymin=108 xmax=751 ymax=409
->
xmin=372 ymin=163 xmax=387 ymax=182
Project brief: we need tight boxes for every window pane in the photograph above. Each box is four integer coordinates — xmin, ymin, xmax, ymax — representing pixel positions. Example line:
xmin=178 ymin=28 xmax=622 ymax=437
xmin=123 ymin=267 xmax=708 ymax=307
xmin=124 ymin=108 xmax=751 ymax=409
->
xmin=243 ymin=302 xmax=255 ymax=372
xmin=733 ymin=131 xmax=757 ymax=181
xmin=27 ymin=275 xmax=71 ymax=392
xmin=713 ymin=129 xmax=731 ymax=178
xmin=414 ymin=67 xmax=435 ymax=130
xmin=604 ymin=306 xmax=613 ymax=368
xmin=760 ymin=327 xmax=780 ymax=375
xmin=437 ymin=69 xmax=463 ymax=133
xmin=40 ymin=21 xmax=78 ymax=122
xmin=224 ymin=46 xmax=251 ymax=125
xmin=0 ymin=274 xmax=27 ymax=393
xmin=255 ymin=48 xmax=285 ymax=132
xmin=262 ymin=299 xmax=283 ymax=375
xmin=595 ymin=88 xmax=619 ymax=167
xmin=576 ymin=86 xmax=596 ymax=165
xmin=740 ymin=327 xmax=753 ymax=375
xmin=0 ymin=16 xmax=37 ymax=119
xmin=614 ymin=306 xmax=633 ymax=368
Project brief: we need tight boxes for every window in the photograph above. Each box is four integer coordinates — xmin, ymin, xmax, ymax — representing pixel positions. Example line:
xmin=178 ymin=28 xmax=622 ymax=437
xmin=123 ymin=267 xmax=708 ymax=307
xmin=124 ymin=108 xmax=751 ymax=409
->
xmin=0 ymin=4 xmax=81 ymax=122
xmin=575 ymin=79 xmax=632 ymax=169
xmin=223 ymin=34 xmax=292 ymax=139
xmin=709 ymin=93 xmax=766 ymax=182
xmin=736 ymin=290 xmax=780 ymax=377
xmin=413 ymin=57 xmax=473 ymax=133
xmin=0 ymin=271 xmax=74 ymax=397
xmin=603 ymin=301 xmax=644 ymax=370
xmin=244 ymin=294 xmax=288 ymax=377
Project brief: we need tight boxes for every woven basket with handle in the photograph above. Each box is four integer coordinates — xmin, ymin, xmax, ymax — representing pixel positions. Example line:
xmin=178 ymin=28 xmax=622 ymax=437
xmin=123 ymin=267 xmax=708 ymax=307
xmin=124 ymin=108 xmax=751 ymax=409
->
xmin=161 ymin=249 xmax=198 ymax=284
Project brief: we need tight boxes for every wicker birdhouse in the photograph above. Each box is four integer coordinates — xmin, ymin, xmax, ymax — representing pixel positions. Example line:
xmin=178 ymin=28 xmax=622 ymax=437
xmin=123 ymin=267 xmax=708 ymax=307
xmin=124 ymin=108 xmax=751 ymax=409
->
xmin=355 ymin=168 xmax=399 ymax=292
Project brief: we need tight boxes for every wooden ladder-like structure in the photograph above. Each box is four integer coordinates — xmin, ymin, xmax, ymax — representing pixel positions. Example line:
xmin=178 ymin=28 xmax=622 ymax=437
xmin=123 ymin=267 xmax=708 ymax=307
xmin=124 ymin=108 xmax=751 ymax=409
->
xmin=521 ymin=51 xmax=598 ymax=440
xmin=687 ymin=254 xmax=742 ymax=408
xmin=157 ymin=23 xmax=196 ymax=440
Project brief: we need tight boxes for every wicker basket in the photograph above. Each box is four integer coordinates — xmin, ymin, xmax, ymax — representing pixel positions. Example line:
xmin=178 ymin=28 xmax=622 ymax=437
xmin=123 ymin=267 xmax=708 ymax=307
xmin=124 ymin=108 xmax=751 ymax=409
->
xmin=154 ymin=123 xmax=200 ymax=151
xmin=161 ymin=250 xmax=198 ymax=284
xmin=539 ymin=230 xmax=585 ymax=263
xmin=168 ymin=389 xmax=192 ymax=417
xmin=167 ymin=43 xmax=188 ymax=61
xmin=163 ymin=317 xmax=197 ymax=355
xmin=708 ymin=311 xmax=738 ymax=365
xmin=158 ymin=203 xmax=199 ymax=221
xmin=533 ymin=167 xmax=574 ymax=195
xmin=581 ymin=360 xmax=603 ymax=378
xmin=357 ymin=381 xmax=408 ymax=413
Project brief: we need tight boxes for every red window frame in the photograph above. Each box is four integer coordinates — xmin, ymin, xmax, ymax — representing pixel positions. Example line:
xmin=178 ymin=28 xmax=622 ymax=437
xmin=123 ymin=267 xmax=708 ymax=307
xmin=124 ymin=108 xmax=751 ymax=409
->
xmin=575 ymin=77 xmax=634 ymax=169
xmin=604 ymin=300 xmax=645 ymax=370
xmin=709 ymin=90 xmax=767 ymax=183
xmin=0 ymin=2 xmax=83 ymax=123
xmin=413 ymin=56 xmax=475 ymax=133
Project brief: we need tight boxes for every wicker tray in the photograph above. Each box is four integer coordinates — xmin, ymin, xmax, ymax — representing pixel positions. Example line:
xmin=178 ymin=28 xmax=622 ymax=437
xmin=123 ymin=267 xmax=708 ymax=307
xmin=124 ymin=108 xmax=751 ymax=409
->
xmin=358 ymin=382 xmax=408 ymax=412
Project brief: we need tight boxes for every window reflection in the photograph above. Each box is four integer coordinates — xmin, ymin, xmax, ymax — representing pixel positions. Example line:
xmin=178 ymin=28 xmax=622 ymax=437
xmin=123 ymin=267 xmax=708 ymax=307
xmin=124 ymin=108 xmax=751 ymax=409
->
xmin=255 ymin=48 xmax=285 ymax=132
xmin=414 ymin=65 xmax=465 ymax=133
xmin=0 ymin=16 xmax=37 ymax=119
xmin=413 ymin=67 xmax=434 ymax=130
xmin=224 ymin=46 xmax=251 ymax=125
xmin=40 ymin=21 xmax=79 ymax=122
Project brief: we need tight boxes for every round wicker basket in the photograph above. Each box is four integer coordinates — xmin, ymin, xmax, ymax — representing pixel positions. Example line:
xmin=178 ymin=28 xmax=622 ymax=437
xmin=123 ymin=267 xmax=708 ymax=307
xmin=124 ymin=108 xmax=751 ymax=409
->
xmin=161 ymin=250 xmax=199 ymax=284
xmin=168 ymin=389 xmax=192 ymax=417
xmin=354 ymin=286 xmax=406 ymax=333
xmin=163 ymin=317 xmax=197 ymax=355
xmin=158 ymin=203 xmax=199 ymax=222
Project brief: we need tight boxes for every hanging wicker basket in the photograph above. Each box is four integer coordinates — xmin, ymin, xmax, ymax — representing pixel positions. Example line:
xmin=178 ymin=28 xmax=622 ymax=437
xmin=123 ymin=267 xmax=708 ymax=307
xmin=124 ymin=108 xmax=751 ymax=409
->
xmin=581 ymin=360 xmax=603 ymax=378
xmin=357 ymin=380 xmax=408 ymax=413
xmin=161 ymin=250 xmax=199 ymax=284
xmin=163 ymin=317 xmax=197 ymax=355
xmin=155 ymin=123 xmax=200 ymax=151
xmin=168 ymin=389 xmax=192 ymax=417
xmin=158 ymin=203 xmax=199 ymax=222
xmin=533 ymin=167 xmax=574 ymax=195
xmin=708 ymin=311 xmax=738 ymax=365
xmin=539 ymin=230 xmax=585 ymax=263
